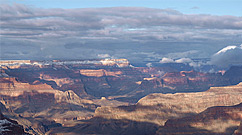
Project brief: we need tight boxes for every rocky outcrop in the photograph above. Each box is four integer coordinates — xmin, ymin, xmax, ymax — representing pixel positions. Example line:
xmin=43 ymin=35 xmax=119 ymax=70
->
xmin=47 ymin=83 xmax=242 ymax=135
xmin=0 ymin=76 xmax=128 ymax=134
xmin=47 ymin=117 xmax=158 ymax=135
xmin=0 ymin=90 xmax=97 ymax=134
xmin=234 ymin=121 xmax=242 ymax=135
xmin=80 ymin=69 xmax=123 ymax=77
xmin=0 ymin=59 xmax=131 ymax=68
xmin=95 ymin=83 xmax=242 ymax=126
xmin=0 ymin=77 xmax=54 ymax=91
xmin=0 ymin=110 xmax=28 ymax=135
xmin=1 ymin=60 xmax=242 ymax=134
xmin=2 ymin=60 xmax=242 ymax=102
xmin=156 ymin=103 xmax=242 ymax=135
xmin=0 ymin=88 xmax=96 ymax=121
xmin=0 ymin=76 xmax=97 ymax=134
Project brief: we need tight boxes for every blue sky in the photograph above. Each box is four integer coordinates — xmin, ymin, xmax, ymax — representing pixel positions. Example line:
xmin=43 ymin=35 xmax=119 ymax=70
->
xmin=1 ymin=0 xmax=242 ymax=67
xmin=2 ymin=0 xmax=242 ymax=16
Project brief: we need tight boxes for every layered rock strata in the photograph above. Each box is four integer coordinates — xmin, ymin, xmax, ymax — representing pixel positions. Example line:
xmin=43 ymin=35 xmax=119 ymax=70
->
xmin=95 ymin=83 xmax=242 ymax=126
xmin=156 ymin=103 xmax=242 ymax=135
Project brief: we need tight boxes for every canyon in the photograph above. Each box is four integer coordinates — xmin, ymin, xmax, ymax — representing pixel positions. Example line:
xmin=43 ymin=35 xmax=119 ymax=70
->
xmin=0 ymin=105 xmax=28 ymax=135
xmin=95 ymin=82 xmax=242 ymax=125
xmin=0 ymin=59 xmax=242 ymax=134
xmin=157 ymin=103 xmax=242 ymax=135
xmin=47 ymin=83 xmax=242 ymax=135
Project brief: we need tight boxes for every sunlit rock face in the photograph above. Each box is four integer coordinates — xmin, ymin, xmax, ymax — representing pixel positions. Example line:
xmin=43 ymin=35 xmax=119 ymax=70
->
xmin=46 ymin=83 xmax=242 ymax=135
xmin=79 ymin=69 xmax=123 ymax=77
xmin=0 ymin=59 xmax=242 ymax=134
xmin=95 ymin=83 xmax=242 ymax=126
xmin=1 ymin=60 xmax=242 ymax=102
xmin=0 ymin=77 xmax=54 ymax=92
xmin=234 ymin=121 xmax=242 ymax=135
xmin=156 ymin=103 xmax=242 ymax=135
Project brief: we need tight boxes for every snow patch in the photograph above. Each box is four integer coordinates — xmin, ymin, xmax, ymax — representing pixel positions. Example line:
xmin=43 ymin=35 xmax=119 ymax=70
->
xmin=0 ymin=119 xmax=11 ymax=133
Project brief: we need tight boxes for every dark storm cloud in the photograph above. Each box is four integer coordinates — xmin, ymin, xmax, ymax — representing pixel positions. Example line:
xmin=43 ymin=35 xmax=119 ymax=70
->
xmin=1 ymin=4 xmax=242 ymax=61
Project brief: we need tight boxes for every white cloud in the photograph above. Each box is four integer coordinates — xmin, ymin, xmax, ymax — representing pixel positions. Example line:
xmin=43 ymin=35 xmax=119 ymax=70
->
xmin=159 ymin=57 xmax=205 ymax=68
xmin=1 ymin=4 xmax=242 ymax=61
xmin=215 ymin=45 xmax=237 ymax=55
xmin=175 ymin=58 xmax=193 ymax=63
xmin=159 ymin=57 xmax=175 ymax=63
xmin=146 ymin=63 xmax=152 ymax=67
xmin=97 ymin=54 xmax=111 ymax=58
xmin=210 ymin=44 xmax=242 ymax=68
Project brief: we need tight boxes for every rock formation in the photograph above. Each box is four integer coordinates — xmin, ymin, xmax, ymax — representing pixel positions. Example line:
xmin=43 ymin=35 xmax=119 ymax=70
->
xmin=234 ymin=121 xmax=242 ymax=135
xmin=1 ymin=60 xmax=242 ymax=134
xmin=46 ymin=83 xmax=242 ymax=135
xmin=156 ymin=103 xmax=242 ymax=135
xmin=47 ymin=117 xmax=159 ymax=135
xmin=95 ymin=83 xmax=242 ymax=126
xmin=0 ymin=109 xmax=28 ymax=135
xmin=2 ymin=60 xmax=242 ymax=102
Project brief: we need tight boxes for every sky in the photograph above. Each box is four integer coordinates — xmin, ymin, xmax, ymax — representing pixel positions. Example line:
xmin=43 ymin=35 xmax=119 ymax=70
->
xmin=2 ymin=0 xmax=242 ymax=16
xmin=0 ymin=0 xmax=242 ymax=68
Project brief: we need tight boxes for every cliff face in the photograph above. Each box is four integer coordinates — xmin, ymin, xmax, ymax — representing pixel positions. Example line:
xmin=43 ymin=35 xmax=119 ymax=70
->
xmin=2 ymin=60 xmax=242 ymax=102
xmin=0 ymin=77 xmax=54 ymax=91
xmin=0 ymin=109 xmax=28 ymax=135
xmin=46 ymin=83 xmax=242 ymax=135
xmin=79 ymin=69 xmax=123 ymax=77
xmin=47 ymin=117 xmax=159 ymax=135
xmin=156 ymin=103 xmax=242 ymax=135
xmin=1 ymin=60 xmax=242 ymax=134
xmin=95 ymin=83 xmax=242 ymax=126
xmin=0 ymin=73 xmax=129 ymax=134
xmin=234 ymin=121 xmax=242 ymax=135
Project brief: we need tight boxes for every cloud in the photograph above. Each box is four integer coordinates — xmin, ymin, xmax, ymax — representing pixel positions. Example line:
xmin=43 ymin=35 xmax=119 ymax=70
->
xmin=146 ymin=63 xmax=152 ymax=67
xmin=159 ymin=44 xmax=242 ymax=70
xmin=210 ymin=44 xmax=242 ymax=68
xmin=159 ymin=57 xmax=194 ymax=64
xmin=159 ymin=58 xmax=175 ymax=63
xmin=214 ymin=46 xmax=237 ymax=55
xmin=166 ymin=50 xmax=199 ymax=59
xmin=97 ymin=54 xmax=111 ymax=58
xmin=1 ymin=4 xmax=242 ymax=61
xmin=159 ymin=57 xmax=205 ymax=68
xmin=175 ymin=58 xmax=193 ymax=63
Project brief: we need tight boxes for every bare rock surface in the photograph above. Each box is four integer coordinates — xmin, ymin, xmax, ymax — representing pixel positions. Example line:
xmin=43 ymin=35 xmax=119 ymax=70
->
xmin=96 ymin=83 xmax=242 ymax=126
xmin=0 ymin=109 xmax=28 ymax=135
xmin=156 ymin=103 xmax=242 ymax=135
xmin=233 ymin=121 xmax=242 ymax=135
